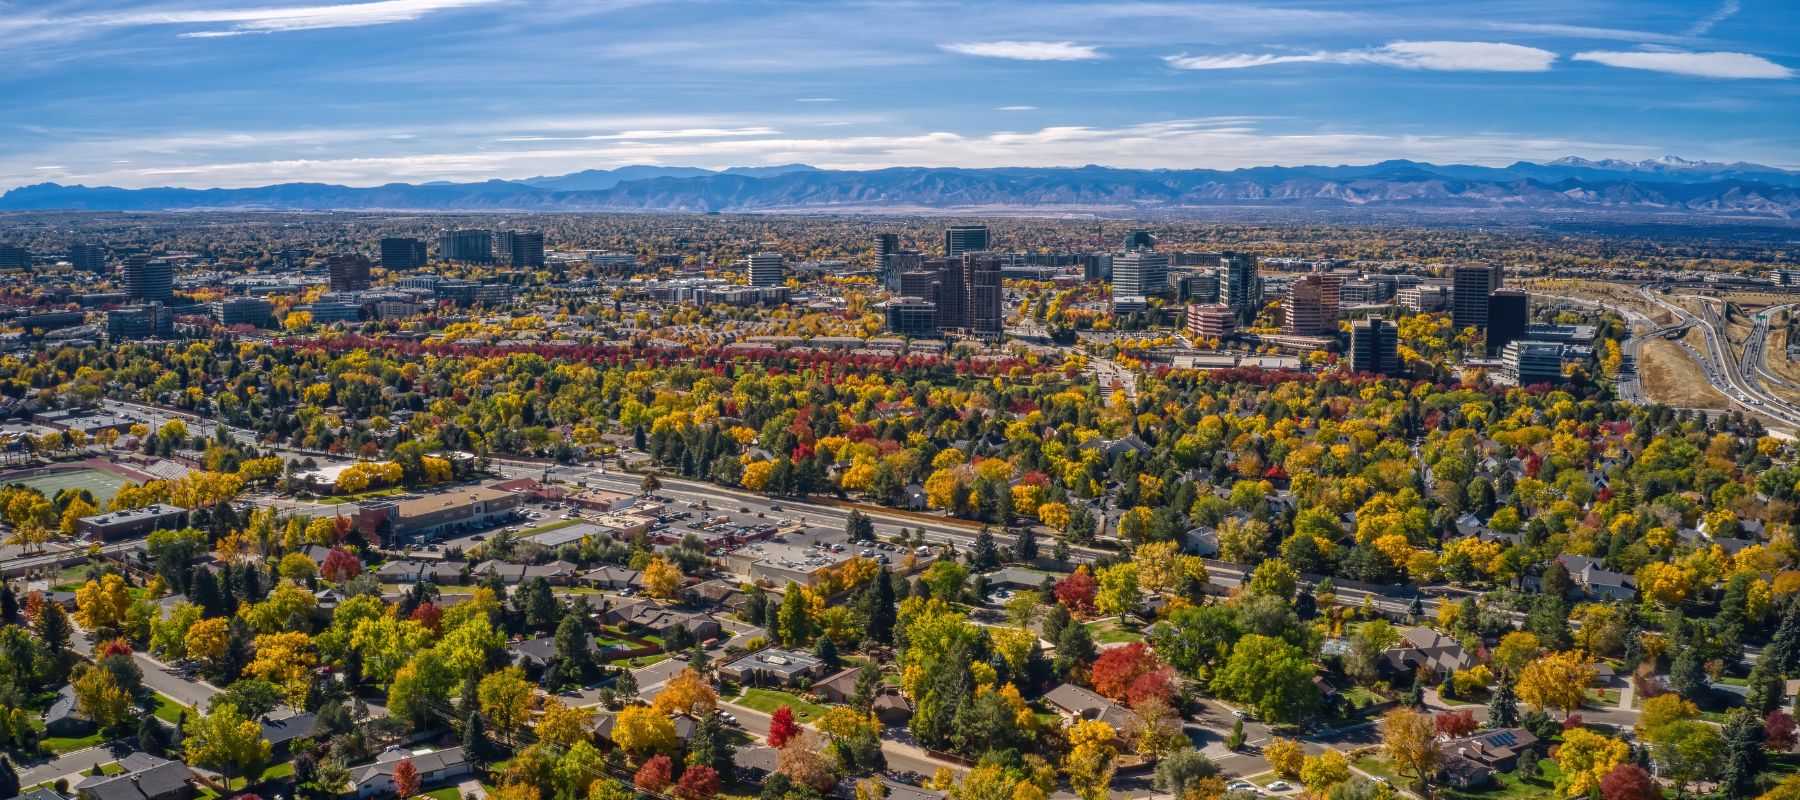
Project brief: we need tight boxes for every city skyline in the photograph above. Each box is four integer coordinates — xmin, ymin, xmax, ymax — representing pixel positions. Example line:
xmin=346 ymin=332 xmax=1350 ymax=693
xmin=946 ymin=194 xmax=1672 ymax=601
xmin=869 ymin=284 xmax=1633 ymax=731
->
xmin=1 ymin=0 xmax=1795 ymax=190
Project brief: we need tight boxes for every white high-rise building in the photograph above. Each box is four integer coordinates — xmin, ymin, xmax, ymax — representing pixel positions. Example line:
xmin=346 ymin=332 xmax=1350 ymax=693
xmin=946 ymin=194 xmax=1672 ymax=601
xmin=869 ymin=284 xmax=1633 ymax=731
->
xmin=745 ymin=252 xmax=785 ymax=287
xmin=1112 ymin=249 xmax=1169 ymax=303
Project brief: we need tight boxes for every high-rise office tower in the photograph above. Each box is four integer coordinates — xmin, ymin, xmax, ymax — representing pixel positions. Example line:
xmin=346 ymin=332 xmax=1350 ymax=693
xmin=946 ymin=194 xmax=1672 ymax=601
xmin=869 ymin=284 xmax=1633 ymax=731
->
xmin=960 ymin=252 xmax=1002 ymax=334
xmin=0 ymin=245 xmax=27 ymax=271
xmin=1452 ymin=264 xmax=1504 ymax=331
xmin=745 ymin=252 xmax=785 ymax=286
xmin=380 ymin=237 xmax=427 ymax=271
xmin=438 ymin=229 xmax=494 ymax=263
xmin=1123 ymin=229 xmax=1155 ymax=250
xmin=497 ymin=231 xmax=545 ymax=267
xmin=68 ymin=243 xmax=106 ymax=273
xmin=1350 ymin=318 xmax=1401 ymax=375
xmin=1486 ymin=289 xmax=1530 ymax=356
xmin=1220 ymin=252 xmax=1262 ymax=321
xmin=1284 ymin=274 xmax=1341 ymax=336
xmin=328 ymin=255 xmax=372 ymax=292
xmin=874 ymin=233 xmax=901 ymax=291
xmin=122 ymin=254 xmax=173 ymax=303
xmin=934 ymin=257 xmax=965 ymax=330
xmin=1112 ymin=250 xmax=1170 ymax=302
xmin=945 ymin=225 xmax=989 ymax=257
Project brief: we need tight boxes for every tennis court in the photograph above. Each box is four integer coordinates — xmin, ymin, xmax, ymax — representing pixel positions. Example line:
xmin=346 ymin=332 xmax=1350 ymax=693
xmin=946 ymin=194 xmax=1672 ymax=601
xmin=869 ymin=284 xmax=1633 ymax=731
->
xmin=3 ymin=468 xmax=130 ymax=504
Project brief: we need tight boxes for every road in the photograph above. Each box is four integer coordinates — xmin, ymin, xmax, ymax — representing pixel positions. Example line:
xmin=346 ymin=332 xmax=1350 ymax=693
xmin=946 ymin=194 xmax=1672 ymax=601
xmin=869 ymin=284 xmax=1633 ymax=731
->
xmin=70 ymin=626 xmax=224 ymax=708
xmin=1637 ymin=287 xmax=1800 ymax=430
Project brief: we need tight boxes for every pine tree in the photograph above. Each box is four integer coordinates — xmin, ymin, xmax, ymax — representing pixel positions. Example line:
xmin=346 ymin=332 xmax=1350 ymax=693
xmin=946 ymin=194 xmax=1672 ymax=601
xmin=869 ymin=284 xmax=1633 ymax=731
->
xmin=0 ymin=581 xmax=16 ymax=624
xmin=1488 ymin=680 xmax=1520 ymax=729
xmin=462 ymin=713 xmax=488 ymax=764
xmin=688 ymin=713 xmax=735 ymax=778
xmin=136 ymin=716 xmax=167 ymax=757
xmin=867 ymin=570 xmax=896 ymax=645
xmin=1015 ymin=526 xmax=1039 ymax=563
xmin=0 ymin=755 xmax=17 ymax=799
xmin=1720 ymin=707 xmax=1765 ymax=799
xmin=812 ymin=637 xmax=839 ymax=673
xmin=967 ymin=527 xmax=999 ymax=572
xmin=845 ymin=510 xmax=874 ymax=542
xmin=1670 ymin=646 xmax=1708 ymax=700
xmin=38 ymin=603 xmax=71 ymax=653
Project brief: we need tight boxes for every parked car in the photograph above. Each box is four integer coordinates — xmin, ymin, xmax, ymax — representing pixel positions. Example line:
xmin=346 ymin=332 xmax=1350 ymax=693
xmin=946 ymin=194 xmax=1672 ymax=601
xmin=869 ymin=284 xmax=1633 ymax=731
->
xmin=1268 ymin=782 xmax=1293 ymax=792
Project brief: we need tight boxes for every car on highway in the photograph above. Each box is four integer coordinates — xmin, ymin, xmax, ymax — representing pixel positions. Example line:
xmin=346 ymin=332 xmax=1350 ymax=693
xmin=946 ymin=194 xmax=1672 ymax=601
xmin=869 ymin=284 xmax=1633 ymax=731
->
xmin=1232 ymin=709 xmax=1251 ymax=719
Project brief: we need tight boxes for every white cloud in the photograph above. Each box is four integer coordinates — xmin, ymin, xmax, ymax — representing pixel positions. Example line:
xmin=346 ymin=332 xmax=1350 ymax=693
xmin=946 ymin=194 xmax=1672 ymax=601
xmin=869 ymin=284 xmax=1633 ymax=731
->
xmin=940 ymin=41 xmax=1102 ymax=61
xmin=997 ymin=106 xmax=1037 ymax=111
xmin=1687 ymin=0 xmax=1741 ymax=36
xmin=1573 ymin=50 xmax=1791 ymax=79
xmin=497 ymin=127 xmax=783 ymax=142
xmin=795 ymin=98 xmax=839 ymax=103
xmin=0 ymin=0 xmax=505 ymax=40
xmin=1166 ymin=41 xmax=1556 ymax=72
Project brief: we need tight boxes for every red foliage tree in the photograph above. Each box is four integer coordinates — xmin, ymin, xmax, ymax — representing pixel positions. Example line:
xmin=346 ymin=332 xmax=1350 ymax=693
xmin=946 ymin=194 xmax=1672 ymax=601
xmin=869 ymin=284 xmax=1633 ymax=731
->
xmin=767 ymin=706 xmax=802 ymax=748
xmin=1598 ymin=764 xmax=1658 ymax=800
xmin=1768 ymin=710 xmax=1799 ymax=752
xmin=96 ymin=638 xmax=133 ymax=658
xmin=392 ymin=759 xmax=420 ymax=799
xmin=1434 ymin=709 xmax=1478 ymax=739
xmin=634 ymin=755 xmax=673 ymax=793
xmin=1054 ymin=568 xmax=1098 ymax=618
xmin=675 ymin=765 xmax=722 ymax=800
xmin=409 ymin=603 xmax=443 ymax=634
xmin=1562 ymin=713 xmax=1585 ymax=731
xmin=320 ymin=547 xmax=362 ymax=582
xmin=1090 ymin=643 xmax=1161 ymax=701
xmin=1127 ymin=668 xmax=1176 ymax=706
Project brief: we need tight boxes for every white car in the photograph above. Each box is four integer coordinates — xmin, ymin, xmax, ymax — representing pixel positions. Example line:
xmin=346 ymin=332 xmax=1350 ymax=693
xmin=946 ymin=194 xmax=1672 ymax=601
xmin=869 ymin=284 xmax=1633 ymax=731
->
xmin=1226 ymin=781 xmax=1254 ymax=791
xmin=1232 ymin=709 xmax=1250 ymax=719
xmin=1268 ymin=781 xmax=1293 ymax=792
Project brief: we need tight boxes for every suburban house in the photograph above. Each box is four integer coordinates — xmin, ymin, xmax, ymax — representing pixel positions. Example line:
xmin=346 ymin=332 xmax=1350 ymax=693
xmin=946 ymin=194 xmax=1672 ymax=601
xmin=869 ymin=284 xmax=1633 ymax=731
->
xmin=719 ymin=648 xmax=827 ymax=687
xmin=44 ymin=685 xmax=92 ymax=737
xmin=472 ymin=559 xmax=580 ymax=585
xmin=1556 ymin=555 xmax=1638 ymax=601
xmin=1381 ymin=626 xmax=1476 ymax=680
xmin=374 ymin=559 xmax=466 ymax=585
xmin=351 ymin=747 xmax=472 ymax=798
xmin=604 ymin=600 xmax=723 ymax=642
xmin=872 ymin=689 xmax=914 ymax=726
xmin=581 ymin=565 xmax=644 ymax=591
xmin=593 ymin=712 xmax=697 ymax=748
xmin=72 ymin=753 xmax=194 ymax=800
xmin=258 ymin=709 xmax=319 ymax=757
xmin=1436 ymin=728 xmax=1539 ymax=788
xmin=510 ymin=634 xmax=596 ymax=672
xmin=814 ymin=667 xmax=863 ymax=704
xmin=1043 ymin=683 xmax=1132 ymax=730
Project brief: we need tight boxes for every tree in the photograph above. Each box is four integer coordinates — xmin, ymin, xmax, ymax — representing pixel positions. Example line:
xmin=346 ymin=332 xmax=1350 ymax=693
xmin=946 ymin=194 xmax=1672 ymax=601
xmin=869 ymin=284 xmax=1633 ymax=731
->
xmin=478 ymin=667 xmax=536 ymax=743
xmin=74 ymin=574 xmax=134 ymax=633
xmin=1487 ymin=680 xmax=1521 ymax=729
xmin=644 ymin=557 xmax=685 ymax=600
xmin=1264 ymin=737 xmax=1305 ymax=780
xmin=1383 ymin=708 xmax=1439 ymax=794
xmin=635 ymin=754 xmax=673 ymax=793
xmin=1649 ymin=719 xmax=1723 ymax=796
xmin=1670 ymin=645 xmax=1709 ymax=701
xmin=1302 ymin=750 xmax=1352 ymax=796
xmin=778 ymin=583 xmax=812 ymax=647
xmin=1054 ymin=566 xmax=1098 ymax=618
xmin=1554 ymin=729 xmax=1629 ymax=799
xmin=0 ymin=756 xmax=17 ymax=800
xmin=768 ymin=705 xmax=802 ymax=748
xmin=535 ymin=698 xmax=594 ymax=746
xmin=1090 ymin=643 xmax=1163 ymax=701
xmin=1723 ymin=707 xmax=1768 ymax=799
xmin=688 ymin=713 xmax=736 ymax=778
xmin=246 ymin=631 xmax=317 ymax=707
xmin=1599 ymin=764 xmax=1658 ymax=800
xmin=776 ymin=731 xmax=836 ymax=792
xmin=393 ymin=759 xmax=421 ymax=799
xmin=1515 ymin=651 xmax=1595 ymax=716
xmin=1124 ymin=696 xmax=1185 ymax=761
xmin=652 ymin=668 xmax=718 ymax=717
xmin=1063 ymin=719 xmax=1118 ymax=800
xmin=1209 ymin=634 xmax=1316 ymax=724
xmin=676 ymin=765 xmax=722 ymax=800
xmin=614 ymin=706 xmax=677 ymax=759
xmin=320 ymin=548 xmax=361 ymax=583
xmin=1094 ymin=563 xmax=1140 ymax=618
xmin=1435 ymin=709 xmax=1478 ymax=739
xmin=1769 ymin=710 xmax=1799 ymax=753
xmin=183 ymin=702 xmax=273 ymax=789
xmin=1152 ymin=749 xmax=1218 ymax=798
xmin=72 ymin=665 xmax=132 ymax=730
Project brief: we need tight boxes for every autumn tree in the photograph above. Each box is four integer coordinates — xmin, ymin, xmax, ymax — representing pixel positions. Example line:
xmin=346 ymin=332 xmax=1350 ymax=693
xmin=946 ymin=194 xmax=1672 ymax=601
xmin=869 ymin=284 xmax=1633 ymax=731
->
xmin=393 ymin=759 xmax=421 ymax=799
xmin=74 ymin=574 xmax=134 ymax=633
xmin=1599 ymin=764 xmax=1658 ymax=800
xmin=478 ymin=667 xmax=536 ymax=744
xmin=634 ymin=754 xmax=672 ymax=793
xmin=675 ymin=765 xmax=722 ymax=800
xmin=1516 ymin=650 xmax=1595 ymax=717
xmin=183 ymin=702 xmax=273 ymax=789
xmin=614 ymin=705 xmax=677 ymax=759
xmin=650 ymin=668 xmax=717 ymax=717
xmin=644 ymin=557 xmax=685 ymax=600
xmin=1435 ymin=709 xmax=1478 ymax=739
xmin=1382 ymin=708 xmax=1439 ymax=795
xmin=768 ymin=705 xmax=802 ymax=748
xmin=1554 ymin=729 xmax=1629 ymax=798
xmin=1264 ymin=737 xmax=1305 ymax=780
xmin=1063 ymin=719 xmax=1118 ymax=800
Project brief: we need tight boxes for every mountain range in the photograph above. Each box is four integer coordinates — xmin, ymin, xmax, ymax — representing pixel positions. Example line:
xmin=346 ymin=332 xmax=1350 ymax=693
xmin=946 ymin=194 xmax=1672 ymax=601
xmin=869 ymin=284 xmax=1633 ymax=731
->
xmin=4 ymin=158 xmax=1797 ymax=217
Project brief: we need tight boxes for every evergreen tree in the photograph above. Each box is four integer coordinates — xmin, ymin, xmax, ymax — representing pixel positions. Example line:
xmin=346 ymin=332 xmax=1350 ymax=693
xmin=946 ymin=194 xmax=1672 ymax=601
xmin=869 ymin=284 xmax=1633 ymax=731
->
xmin=866 ymin=571 xmax=896 ymax=645
xmin=0 ymin=581 xmax=16 ymax=624
xmin=1488 ymin=680 xmax=1520 ymax=729
xmin=188 ymin=567 xmax=226 ymax=618
xmin=1054 ymin=619 xmax=1095 ymax=678
xmin=38 ymin=603 xmax=71 ymax=653
xmin=688 ymin=713 xmax=735 ymax=778
xmin=967 ymin=527 xmax=1000 ymax=572
xmin=1670 ymin=646 xmax=1708 ymax=700
xmin=462 ymin=713 xmax=488 ymax=764
xmin=778 ymin=583 xmax=811 ymax=647
xmin=812 ymin=637 xmax=839 ymax=673
xmin=1015 ymin=526 xmax=1039 ymax=563
xmin=1747 ymin=659 xmax=1784 ymax=715
xmin=1404 ymin=672 xmax=1426 ymax=708
xmin=553 ymin=613 xmax=594 ymax=686
xmin=844 ymin=510 xmax=874 ymax=542
xmin=1720 ymin=708 xmax=1765 ymax=799
xmin=136 ymin=715 xmax=167 ymax=757
xmin=0 ymin=755 xmax=17 ymax=800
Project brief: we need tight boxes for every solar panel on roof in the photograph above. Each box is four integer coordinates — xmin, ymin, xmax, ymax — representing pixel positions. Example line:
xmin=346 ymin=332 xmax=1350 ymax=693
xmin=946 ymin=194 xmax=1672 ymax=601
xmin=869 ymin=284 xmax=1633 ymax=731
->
xmin=1488 ymin=732 xmax=1517 ymax=746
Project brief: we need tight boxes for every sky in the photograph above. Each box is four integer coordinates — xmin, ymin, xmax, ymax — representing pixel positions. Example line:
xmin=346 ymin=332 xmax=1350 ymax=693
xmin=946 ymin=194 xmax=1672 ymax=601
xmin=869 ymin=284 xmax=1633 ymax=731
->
xmin=1 ymin=0 xmax=1796 ymax=189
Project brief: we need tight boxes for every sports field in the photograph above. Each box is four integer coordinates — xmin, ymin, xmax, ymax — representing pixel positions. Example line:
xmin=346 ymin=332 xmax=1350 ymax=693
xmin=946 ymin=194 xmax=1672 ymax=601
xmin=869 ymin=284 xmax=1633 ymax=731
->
xmin=3 ymin=468 xmax=130 ymax=503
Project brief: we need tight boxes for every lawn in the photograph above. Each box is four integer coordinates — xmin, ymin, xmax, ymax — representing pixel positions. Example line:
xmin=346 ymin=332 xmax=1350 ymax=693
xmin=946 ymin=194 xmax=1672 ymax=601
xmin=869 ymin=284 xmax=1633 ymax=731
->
xmin=41 ymin=730 xmax=107 ymax=754
xmin=421 ymin=788 xmax=464 ymax=800
xmin=1356 ymin=755 xmax=1562 ymax=800
xmin=1084 ymin=618 xmax=1144 ymax=644
xmin=734 ymin=689 xmax=831 ymax=723
xmin=1340 ymin=686 xmax=1386 ymax=710
xmin=315 ymin=487 xmax=406 ymax=504
xmin=620 ymin=653 xmax=670 ymax=668
xmin=149 ymin=693 xmax=186 ymax=724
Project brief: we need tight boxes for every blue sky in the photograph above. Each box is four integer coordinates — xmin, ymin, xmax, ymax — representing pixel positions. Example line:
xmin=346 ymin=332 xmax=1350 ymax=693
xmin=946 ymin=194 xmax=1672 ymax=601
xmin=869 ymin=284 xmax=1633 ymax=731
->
xmin=1 ymin=0 xmax=1796 ymax=188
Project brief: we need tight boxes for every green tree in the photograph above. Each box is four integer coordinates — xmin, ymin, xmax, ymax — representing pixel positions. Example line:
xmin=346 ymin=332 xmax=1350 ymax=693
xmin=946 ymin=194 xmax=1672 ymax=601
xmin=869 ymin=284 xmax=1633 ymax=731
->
xmin=1209 ymin=634 xmax=1316 ymax=724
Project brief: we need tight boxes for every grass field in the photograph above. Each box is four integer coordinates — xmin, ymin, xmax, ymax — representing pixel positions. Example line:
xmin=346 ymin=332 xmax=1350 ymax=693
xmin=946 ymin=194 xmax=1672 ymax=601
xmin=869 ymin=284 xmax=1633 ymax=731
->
xmin=4 ymin=468 xmax=129 ymax=504
xmin=1084 ymin=618 xmax=1144 ymax=644
xmin=733 ymin=689 xmax=830 ymax=723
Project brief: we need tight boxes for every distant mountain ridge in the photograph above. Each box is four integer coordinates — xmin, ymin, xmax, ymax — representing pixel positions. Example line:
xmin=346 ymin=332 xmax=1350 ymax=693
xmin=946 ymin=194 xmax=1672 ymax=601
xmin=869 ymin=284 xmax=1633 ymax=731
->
xmin=5 ymin=157 xmax=1797 ymax=217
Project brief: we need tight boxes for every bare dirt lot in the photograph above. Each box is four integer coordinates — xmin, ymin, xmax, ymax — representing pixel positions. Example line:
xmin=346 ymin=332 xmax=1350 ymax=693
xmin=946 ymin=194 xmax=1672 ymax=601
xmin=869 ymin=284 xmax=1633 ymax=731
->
xmin=1640 ymin=338 xmax=1730 ymax=410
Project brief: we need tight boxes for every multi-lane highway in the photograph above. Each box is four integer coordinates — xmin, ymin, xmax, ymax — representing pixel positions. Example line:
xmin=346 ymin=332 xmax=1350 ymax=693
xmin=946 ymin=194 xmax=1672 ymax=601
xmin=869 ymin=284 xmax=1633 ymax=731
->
xmin=1635 ymin=286 xmax=1800 ymax=430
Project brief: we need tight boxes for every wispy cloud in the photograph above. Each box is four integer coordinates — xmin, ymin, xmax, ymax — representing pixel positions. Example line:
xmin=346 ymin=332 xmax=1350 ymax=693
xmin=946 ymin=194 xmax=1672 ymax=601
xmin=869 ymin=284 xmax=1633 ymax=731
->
xmin=0 ymin=0 xmax=505 ymax=41
xmin=794 ymin=98 xmax=839 ymax=103
xmin=940 ymin=41 xmax=1102 ymax=61
xmin=1166 ymin=41 xmax=1556 ymax=72
xmin=1573 ymin=50 xmax=1792 ymax=79
xmin=1687 ymin=0 xmax=1741 ymax=36
xmin=998 ymin=106 xmax=1037 ymax=111
xmin=497 ymin=127 xmax=783 ymax=142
